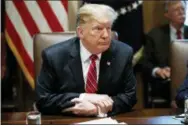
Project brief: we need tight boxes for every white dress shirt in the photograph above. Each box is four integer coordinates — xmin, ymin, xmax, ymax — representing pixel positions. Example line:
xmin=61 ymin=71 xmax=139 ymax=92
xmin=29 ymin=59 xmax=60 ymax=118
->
xmin=79 ymin=41 xmax=106 ymax=117
xmin=80 ymin=41 xmax=101 ymax=87
xmin=152 ymin=24 xmax=184 ymax=77
xmin=170 ymin=24 xmax=184 ymax=42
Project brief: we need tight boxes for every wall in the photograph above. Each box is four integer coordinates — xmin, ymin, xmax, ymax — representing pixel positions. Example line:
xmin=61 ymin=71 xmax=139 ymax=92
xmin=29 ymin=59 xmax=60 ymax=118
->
xmin=68 ymin=1 xmax=82 ymax=31
xmin=143 ymin=1 xmax=167 ymax=33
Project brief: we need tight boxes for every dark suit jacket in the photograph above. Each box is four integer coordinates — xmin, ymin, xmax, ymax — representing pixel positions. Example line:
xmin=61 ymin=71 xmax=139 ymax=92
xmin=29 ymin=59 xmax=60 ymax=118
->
xmin=36 ymin=37 xmax=137 ymax=116
xmin=175 ymin=72 xmax=188 ymax=108
xmin=142 ymin=24 xmax=188 ymax=79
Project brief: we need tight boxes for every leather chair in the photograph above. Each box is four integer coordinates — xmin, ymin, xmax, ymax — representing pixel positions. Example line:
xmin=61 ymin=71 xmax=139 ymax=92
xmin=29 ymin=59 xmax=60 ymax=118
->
xmin=170 ymin=40 xmax=188 ymax=108
xmin=33 ymin=31 xmax=118 ymax=111
xmin=33 ymin=32 xmax=76 ymax=111
xmin=33 ymin=32 xmax=76 ymax=79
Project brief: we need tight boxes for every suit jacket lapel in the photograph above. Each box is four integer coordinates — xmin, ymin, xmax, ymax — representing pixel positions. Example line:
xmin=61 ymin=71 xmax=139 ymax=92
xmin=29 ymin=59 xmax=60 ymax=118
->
xmin=184 ymin=25 xmax=188 ymax=39
xmin=98 ymin=41 xmax=115 ymax=93
xmin=69 ymin=38 xmax=85 ymax=92
xmin=164 ymin=24 xmax=171 ymax=65
xmin=164 ymin=24 xmax=170 ymax=43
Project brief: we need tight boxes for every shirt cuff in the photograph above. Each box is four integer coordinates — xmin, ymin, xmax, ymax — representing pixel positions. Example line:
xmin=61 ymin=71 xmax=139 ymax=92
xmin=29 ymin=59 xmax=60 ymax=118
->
xmin=97 ymin=106 xmax=107 ymax=117
xmin=152 ymin=67 xmax=160 ymax=78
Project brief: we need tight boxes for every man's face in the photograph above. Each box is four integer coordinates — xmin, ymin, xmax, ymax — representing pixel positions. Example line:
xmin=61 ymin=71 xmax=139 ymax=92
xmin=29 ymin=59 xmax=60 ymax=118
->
xmin=77 ymin=18 xmax=112 ymax=54
xmin=165 ymin=1 xmax=186 ymax=25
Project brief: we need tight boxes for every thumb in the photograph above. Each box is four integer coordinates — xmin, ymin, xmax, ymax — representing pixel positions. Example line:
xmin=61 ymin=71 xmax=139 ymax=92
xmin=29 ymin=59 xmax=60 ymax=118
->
xmin=71 ymin=98 xmax=82 ymax=103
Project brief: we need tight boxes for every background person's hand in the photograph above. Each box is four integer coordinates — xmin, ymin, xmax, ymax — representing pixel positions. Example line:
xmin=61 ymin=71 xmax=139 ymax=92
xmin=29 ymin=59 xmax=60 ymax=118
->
xmin=155 ymin=67 xmax=171 ymax=79
xmin=163 ymin=67 xmax=171 ymax=78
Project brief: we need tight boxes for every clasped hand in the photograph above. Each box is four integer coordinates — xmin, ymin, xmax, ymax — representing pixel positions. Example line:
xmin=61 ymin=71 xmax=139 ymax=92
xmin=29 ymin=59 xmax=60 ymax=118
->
xmin=62 ymin=94 xmax=113 ymax=116
xmin=155 ymin=67 xmax=171 ymax=79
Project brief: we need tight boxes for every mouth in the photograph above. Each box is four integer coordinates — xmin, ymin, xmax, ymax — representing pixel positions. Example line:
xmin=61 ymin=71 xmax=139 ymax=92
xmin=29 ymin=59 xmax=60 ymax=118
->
xmin=100 ymin=43 xmax=109 ymax=45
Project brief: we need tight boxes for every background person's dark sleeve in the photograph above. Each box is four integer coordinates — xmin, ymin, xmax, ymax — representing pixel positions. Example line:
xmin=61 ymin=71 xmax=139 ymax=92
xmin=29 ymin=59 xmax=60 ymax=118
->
xmin=35 ymin=51 xmax=80 ymax=115
xmin=175 ymin=73 xmax=188 ymax=108
xmin=140 ymin=34 xmax=156 ymax=79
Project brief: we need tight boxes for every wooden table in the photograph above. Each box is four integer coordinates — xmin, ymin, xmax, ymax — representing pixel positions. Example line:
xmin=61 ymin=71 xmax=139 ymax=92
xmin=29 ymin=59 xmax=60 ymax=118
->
xmin=1 ymin=108 xmax=185 ymax=124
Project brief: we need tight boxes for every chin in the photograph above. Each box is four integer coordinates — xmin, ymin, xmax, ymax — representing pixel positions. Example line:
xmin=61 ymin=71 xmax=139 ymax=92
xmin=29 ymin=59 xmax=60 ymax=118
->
xmin=100 ymin=45 xmax=110 ymax=52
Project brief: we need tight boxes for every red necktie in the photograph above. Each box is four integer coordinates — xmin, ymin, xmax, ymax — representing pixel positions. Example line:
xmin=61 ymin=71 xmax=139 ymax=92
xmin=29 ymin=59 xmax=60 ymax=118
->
xmin=85 ymin=54 xmax=98 ymax=93
xmin=176 ymin=30 xmax=182 ymax=39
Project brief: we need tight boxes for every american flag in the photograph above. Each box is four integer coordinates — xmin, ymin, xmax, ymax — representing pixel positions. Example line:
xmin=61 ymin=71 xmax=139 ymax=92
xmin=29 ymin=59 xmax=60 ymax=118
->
xmin=5 ymin=0 xmax=69 ymax=89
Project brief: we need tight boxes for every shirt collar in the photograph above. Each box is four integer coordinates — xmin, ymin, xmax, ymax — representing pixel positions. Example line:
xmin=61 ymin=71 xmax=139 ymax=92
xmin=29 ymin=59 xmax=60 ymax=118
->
xmin=80 ymin=40 xmax=101 ymax=63
xmin=170 ymin=24 xmax=184 ymax=34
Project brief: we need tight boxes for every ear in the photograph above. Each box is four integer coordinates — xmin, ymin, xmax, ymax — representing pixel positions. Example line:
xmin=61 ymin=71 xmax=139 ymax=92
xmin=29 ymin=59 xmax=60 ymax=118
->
xmin=76 ymin=26 xmax=84 ymax=39
xmin=164 ymin=12 xmax=169 ymax=19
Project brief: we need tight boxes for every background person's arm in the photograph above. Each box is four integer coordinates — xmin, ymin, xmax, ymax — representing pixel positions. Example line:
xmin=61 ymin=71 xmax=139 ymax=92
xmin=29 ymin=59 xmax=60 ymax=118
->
xmin=175 ymin=74 xmax=188 ymax=108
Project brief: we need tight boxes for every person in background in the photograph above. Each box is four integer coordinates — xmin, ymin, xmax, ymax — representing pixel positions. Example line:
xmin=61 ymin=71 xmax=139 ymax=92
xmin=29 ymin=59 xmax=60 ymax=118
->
xmin=141 ymin=0 xmax=188 ymax=107
xmin=175 ymin=68 xmax=188 ymax=108
xmin=36 ymin=3 xmax=136 ymax=117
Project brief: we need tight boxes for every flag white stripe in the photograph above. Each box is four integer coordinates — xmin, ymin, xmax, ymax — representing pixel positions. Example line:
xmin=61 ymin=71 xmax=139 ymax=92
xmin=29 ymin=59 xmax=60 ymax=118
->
xmin=24 ymin=1 xmax=52 ymax=32
xmin=6 ymin=1 xmax=33 ymax=60
xmin=48 ymin=1 xmax=69 ymax=31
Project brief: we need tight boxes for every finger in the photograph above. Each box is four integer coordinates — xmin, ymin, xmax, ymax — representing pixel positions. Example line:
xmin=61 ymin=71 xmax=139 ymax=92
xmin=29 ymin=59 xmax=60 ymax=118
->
xmin=97 ymin=101 xmax=107 ymax=113
xmin=103 ymin=100 xmax=111 ymax=112
xmin=62 ymin=106 xmax=75 ymax=112
xmin=107 ymin=97 xmax=114 ymax=104
xmin=161 ymin=69 xmax=168 ymax=79
xmin=73 ymin=110 xmax=82 ymax=115
xmin=164 ymin=71 xmax=170 ymax=78
xmin=164 ymin=67 xmax=170 ymax=72
xmin=163 ymin=69 xmax=171 ymax=78
xmin=169 ymin=71 xmax=171 ymax=77
xmin=156 ymin=69 xmax=162 ymax=77
xmin=106 ymin=99 xmax=113 ymax=111
xmin=71 ymin=98 xmax=82 ymax=103
xmin=160 ymin=72 xmax=166 ymax=79
xmin=86 ymin=109 xmax=97 ymax=116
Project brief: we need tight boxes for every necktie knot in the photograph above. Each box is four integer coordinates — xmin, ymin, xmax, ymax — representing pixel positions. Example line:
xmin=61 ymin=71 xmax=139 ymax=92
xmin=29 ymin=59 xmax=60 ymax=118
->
xmin=90 ymin=54 xmax=98 ymax=61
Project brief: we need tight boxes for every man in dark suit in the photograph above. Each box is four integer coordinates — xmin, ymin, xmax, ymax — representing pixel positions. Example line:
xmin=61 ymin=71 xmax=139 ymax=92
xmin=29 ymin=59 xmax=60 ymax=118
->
xmin=36 ymin=4 xmax=136 ymax=116
xmin=141 ymin=0 xmax=188 ymax=107
xmin=176 ymin=71 xmax=188 ymax=108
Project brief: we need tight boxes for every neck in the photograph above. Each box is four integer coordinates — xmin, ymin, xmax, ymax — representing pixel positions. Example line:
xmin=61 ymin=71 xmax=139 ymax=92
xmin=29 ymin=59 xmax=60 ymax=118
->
xmin=171 ymin=22 xmax=183 ymax=30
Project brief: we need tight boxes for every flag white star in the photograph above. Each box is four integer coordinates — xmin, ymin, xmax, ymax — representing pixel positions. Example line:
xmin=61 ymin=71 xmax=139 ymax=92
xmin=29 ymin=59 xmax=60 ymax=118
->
xmin=138 ymin=0 xmax=143 ymax=5
xmin=132 ymin=2 xmax=138 ymax=10
xmin=120 ymin=7 xmax=127 ymax=15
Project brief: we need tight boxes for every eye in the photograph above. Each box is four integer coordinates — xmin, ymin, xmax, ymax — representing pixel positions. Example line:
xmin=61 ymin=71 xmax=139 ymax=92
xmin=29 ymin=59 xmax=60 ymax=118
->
xmin=107 ymin=27 xmax=111 ymax=30
xmin=96 ymin=27 xmax=103 ymax=31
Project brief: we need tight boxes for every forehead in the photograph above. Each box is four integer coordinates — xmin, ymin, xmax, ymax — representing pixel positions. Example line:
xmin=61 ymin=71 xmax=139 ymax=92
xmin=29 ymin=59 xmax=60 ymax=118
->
xmin=89 ymin=18 xmax=112 ymax=27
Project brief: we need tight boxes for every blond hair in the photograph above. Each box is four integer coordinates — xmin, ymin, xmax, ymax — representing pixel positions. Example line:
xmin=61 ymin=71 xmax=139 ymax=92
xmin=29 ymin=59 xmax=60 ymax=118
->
xmin=76 ymin=3 xmax=118 ymax=27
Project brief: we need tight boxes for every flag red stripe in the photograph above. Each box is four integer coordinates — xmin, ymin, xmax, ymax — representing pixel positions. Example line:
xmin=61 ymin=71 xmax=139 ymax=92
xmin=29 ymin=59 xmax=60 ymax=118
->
xmin=5 ymin=13 xmax=34 ymax=78
xmin=61 ymin=0 xmax=68 ymax=12
xmin=13 ymin=0 xmax=40 ymax=36
xmin=37 ymin=1 xmax=64 ymax=32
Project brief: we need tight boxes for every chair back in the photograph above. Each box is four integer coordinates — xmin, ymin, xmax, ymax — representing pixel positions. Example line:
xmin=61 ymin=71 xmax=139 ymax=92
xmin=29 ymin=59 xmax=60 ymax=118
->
xmin=170 ymin=40 xmax=188 ymax=99
xmin=33 ymin=32 xmax=76 ymax=79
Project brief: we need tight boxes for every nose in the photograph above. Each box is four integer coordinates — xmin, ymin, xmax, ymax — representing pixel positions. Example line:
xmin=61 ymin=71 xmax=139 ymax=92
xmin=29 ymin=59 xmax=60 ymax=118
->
xmin=102 ymin=28 xmax=109 ymax=39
